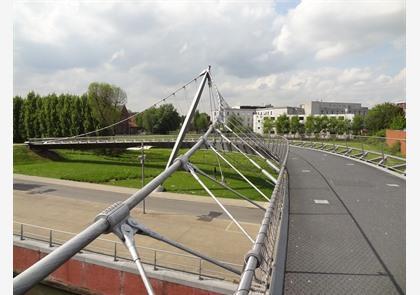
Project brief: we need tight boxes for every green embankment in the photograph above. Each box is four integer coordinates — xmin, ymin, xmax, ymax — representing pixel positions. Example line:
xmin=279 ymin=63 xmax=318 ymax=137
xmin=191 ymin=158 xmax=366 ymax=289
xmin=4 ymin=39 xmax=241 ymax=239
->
xmin=14 ymin=146 xmax=277 ymax=201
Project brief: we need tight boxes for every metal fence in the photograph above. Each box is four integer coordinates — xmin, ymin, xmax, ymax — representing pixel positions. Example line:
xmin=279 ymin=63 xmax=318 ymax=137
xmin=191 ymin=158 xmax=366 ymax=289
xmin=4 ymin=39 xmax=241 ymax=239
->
xmin=288 ymin=136 xmax=406 ymax=175
xmin=13 ymin=221 xmax=241 ymax=282
xmin=235 ymin=137 xmax=289 ymax=294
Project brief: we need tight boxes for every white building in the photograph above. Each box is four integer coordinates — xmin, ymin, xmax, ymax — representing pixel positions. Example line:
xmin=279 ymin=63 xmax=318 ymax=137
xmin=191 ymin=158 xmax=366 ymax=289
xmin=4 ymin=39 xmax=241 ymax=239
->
xmin=214 ymin=105 xmax=265 ymax=129
xmin=252 ymin=101 xmax=368 ymax=134
xmin=253 ymin=106 xmax=304 ymax=134
xmin=302 ymin=101 xmax=368 ymax=116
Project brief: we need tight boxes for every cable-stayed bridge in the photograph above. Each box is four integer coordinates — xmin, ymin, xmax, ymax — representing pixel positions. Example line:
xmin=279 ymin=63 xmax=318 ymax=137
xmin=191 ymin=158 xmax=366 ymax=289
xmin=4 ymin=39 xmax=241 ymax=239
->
xmin=13 ymin=67 xmax=405 ymax=294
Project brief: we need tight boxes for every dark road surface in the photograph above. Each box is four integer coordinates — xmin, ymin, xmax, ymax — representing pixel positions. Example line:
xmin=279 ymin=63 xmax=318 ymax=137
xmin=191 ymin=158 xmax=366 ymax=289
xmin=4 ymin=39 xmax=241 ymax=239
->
xmin=283 ymin=146 xmax=405 ymax=294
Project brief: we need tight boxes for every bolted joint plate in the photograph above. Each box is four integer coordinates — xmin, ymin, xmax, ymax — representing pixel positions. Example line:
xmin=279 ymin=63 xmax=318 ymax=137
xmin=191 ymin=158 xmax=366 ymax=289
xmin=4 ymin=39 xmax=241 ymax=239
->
xmin=245 ymin=248 xmax=263 ymax=269
xmin=94 ymin=201 xmax=130 ymax=234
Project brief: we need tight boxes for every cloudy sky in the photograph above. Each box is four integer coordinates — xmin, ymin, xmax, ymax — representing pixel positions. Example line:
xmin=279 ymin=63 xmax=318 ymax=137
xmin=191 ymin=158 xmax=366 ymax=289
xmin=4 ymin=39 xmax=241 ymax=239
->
xmin=14 ymin=0 xmax=405 ymax=112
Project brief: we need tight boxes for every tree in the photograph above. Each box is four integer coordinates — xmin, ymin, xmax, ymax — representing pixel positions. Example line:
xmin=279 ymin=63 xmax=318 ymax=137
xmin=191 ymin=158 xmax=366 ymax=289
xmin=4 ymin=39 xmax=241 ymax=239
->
xmin=336 ymin=117 xmax=351 ymax=135
xmin=290 ymin=116 xmax=302 ymax=134
xmin=328 ymin=117 xmax=338 ymax=134
xmin=13 ymin=96 xmax=25 ymax=142
xmin=23 ymin=91 xmax=38 ymax=139
xmin=155 ymin=104 xmax=181 ymax=133
xmin=58 ymin=95 xmax=72 ymax=137
xmin=389 ymin=114 xmax=406 ymax=130
xmin=365 ymin=103 xmax=404 ymax=133
xmin=81 ymin=94 xmax=97 ymax=135
xmin=193 ymin=111 xmax=209 ymax=132
xmin=305 ymin=115 xmax=315 ymax=134
xmin=71 ymin=96 xmax=83 ymax=136
xmin=87 ymin=82 xmax=127 ymax=134
xmin=262 ymin=117 xmax=275 ymax=134
xmin=351 ymin=115 xmax=364 ymax=135
xmin=275 ymin=114 xmax=290 ymax=134
xmin=137 ymin=104 xmax=181 ymax=134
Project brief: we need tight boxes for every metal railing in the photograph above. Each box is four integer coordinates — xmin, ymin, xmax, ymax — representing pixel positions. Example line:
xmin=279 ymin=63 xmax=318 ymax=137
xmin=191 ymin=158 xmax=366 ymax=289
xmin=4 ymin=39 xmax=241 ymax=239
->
xmin=235 ymin=137 xmax=289 ymax=294
xmin=289 ymin=138 xmax=406 ymax=176
xmin=13 ymin=221 xmax=242 ymax=281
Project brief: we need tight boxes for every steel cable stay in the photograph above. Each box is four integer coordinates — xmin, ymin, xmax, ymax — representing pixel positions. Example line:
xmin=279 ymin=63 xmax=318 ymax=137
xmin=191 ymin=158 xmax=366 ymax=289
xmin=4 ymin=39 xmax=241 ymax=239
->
xmin=38 ymin=71 xmax=205 ymax=144
xmin=14 ymin=66 xmax=289 ymax=295
xmin=215 ymin=128 xmax=277 ymax=184
xmin=206 ymin=142 xmax=271 ymax=202
xmin=190 ymin=163 xmax=266 ymax=212
xmin=220 ymin=116 xmax=279 ymax=164
xmin=184 ymin=163 xmax=255 ymax=243
xmin=222 ymin=123 xmax=281 ymax=174
xmin=212 ymin=134 xmax=276 ymax=189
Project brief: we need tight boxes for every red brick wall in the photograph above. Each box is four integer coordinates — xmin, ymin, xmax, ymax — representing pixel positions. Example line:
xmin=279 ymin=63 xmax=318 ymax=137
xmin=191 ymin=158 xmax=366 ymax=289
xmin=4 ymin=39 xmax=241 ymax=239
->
xmin=385 ymin=129 xmax=406 ymax=156
xmin=14 ymin=246 xmax=223 ymax=295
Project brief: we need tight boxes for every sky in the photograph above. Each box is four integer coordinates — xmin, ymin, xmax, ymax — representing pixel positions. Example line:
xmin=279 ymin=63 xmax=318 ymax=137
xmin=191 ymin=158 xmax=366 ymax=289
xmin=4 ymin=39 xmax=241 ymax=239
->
xmin=13 ymin=0 xmax=406 ymax=113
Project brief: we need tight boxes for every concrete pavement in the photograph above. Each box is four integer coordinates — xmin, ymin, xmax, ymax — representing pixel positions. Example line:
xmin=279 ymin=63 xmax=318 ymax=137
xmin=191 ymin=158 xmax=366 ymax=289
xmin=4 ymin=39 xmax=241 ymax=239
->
xmin=13 ymin=174 xmax=265 ymax=281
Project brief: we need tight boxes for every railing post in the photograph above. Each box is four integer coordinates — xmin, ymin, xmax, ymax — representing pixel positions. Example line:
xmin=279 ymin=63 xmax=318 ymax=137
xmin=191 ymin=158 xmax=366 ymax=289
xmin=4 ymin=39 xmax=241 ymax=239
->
xmin=20 ymin=224 xmax=24 ymax=241
xmin=198 ymin=258 xmax=203 ymax=280
xmin=113 ymin=242 xmax=118 ymax=261
xmin=49 ymin=230 xmax=53 ymax=247
xmin=153 ymin=250 xmax=157 ymax=271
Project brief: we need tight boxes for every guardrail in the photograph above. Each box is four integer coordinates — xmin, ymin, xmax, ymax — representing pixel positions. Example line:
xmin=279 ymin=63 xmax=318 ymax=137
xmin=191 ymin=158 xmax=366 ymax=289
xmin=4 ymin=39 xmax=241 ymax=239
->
xmin=289 ymin=139 xmax=406 ymax=176
xmin=13 ymin=221 xmax=241 ymax=282
xmin=235 ymin=136 xmax=289 ymax=295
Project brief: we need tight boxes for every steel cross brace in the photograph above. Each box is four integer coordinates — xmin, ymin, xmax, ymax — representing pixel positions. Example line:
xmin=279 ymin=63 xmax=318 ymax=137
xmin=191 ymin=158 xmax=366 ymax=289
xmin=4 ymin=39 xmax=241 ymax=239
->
xmin=113 ymin=216 xmax=242 ymax=284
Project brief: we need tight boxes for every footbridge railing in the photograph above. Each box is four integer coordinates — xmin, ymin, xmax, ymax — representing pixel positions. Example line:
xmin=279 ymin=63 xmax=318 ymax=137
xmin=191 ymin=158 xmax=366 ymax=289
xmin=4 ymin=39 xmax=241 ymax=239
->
xmin=288 ymin=136 xmax=405 ymax=176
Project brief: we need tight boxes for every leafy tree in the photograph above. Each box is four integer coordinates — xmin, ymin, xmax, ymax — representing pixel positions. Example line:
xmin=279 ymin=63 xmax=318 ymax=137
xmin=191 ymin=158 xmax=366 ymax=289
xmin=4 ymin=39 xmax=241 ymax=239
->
xmin=275 ymin=114 xmax=290 ymax=134
xmin=71 ymin=97 xmax=83 ymax=136
xmin=87 ymin=82 xmax=127 ymax=134
xmin=155 ymin=104 xmax=181 ymax=133
xmin=23 ymin=91 xmax=38 ymax=139
xmin=305 ymin=115 xmax=315 ymax=134
xmin=336 ymin=117 xmax=351 ymax=135
xmin=262 ymin=117 xmax=275 ymax=134
xmin=351 ymin=115 xmax=364 ymax=135
xmin=192 ymin=111 xmax=209 ymax=132
xmin=389 ymin=114 xmax=406 ymax=130
xmin=58 ymin=95 xmax=72 ymax=137
xmin=13 ymin=96 xmax=25 ymax=142
xmin=81 ymin=94 xmax=96 ymax=134
xmin=290 ymin=116 xmax=302 ymax=134
xmin=365 ymin=103 xmax=404 ymax=133
xmin=328 ymin=117 xmax=338 ymax=134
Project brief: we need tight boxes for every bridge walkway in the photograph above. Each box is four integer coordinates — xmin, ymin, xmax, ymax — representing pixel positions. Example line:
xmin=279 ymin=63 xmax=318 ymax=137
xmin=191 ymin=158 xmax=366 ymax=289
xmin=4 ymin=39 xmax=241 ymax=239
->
xmin=283 ymin=147 xmax=405 ymax=294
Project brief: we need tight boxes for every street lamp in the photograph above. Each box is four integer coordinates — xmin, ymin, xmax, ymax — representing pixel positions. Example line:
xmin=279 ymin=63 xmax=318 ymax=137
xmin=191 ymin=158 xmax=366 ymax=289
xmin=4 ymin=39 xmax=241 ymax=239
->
xmin=138 ymin=141 xmax=146 ymax=214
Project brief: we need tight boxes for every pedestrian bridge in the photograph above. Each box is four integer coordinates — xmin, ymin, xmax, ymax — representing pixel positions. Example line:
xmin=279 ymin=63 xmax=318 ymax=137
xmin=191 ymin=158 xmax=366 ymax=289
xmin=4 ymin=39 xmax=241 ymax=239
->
xmin=14 ymin=67 xmax=405 ymax=294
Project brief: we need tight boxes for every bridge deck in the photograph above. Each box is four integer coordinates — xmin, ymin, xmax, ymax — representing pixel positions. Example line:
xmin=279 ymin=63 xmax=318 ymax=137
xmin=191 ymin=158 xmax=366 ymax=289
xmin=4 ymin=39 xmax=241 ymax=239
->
xmin=283 ymin=147 xmax=405 ymax=294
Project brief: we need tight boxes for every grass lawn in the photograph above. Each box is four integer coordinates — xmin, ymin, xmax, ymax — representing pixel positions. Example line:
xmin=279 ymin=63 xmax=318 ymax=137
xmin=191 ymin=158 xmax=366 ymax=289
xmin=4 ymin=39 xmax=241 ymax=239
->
xmin=14 ymin=145 xmax=278 ymax=201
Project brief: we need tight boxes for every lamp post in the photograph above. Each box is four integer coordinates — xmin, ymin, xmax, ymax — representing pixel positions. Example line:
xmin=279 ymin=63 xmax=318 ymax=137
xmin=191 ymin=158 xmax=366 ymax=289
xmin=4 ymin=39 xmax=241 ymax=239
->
xmin=138 ymin=141 xmax=146 ymax=214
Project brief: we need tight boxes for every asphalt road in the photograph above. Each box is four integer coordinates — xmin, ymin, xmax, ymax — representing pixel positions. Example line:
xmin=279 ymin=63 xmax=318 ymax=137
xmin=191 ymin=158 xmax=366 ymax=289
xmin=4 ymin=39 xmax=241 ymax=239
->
xmin=283 ymin=146 xmax=405 ymax=294
xmin=13 ymin=176 xmax=265 ymax=224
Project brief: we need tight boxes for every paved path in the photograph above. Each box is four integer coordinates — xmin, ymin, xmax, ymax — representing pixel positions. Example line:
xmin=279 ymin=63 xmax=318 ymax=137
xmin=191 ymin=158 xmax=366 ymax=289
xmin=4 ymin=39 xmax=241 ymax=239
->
xmin=284 ymin=147 xmax=405 ymax=294
xmin=13 ymin=174 xmax=265 ymax=281
xmin=13 ymin=174 xmax=266 ymax=224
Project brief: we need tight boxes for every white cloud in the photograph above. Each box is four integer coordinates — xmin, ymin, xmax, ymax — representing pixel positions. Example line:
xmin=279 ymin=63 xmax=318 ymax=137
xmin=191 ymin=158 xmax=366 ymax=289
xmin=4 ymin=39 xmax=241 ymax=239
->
xmin=274 ymin=0 xmax=405 ymax=61
xmin=13 ymin=0 xmax=405 ymax=113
